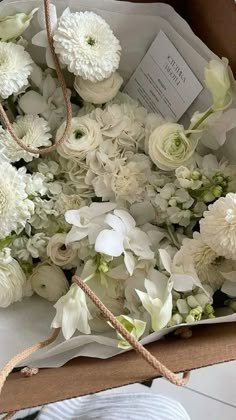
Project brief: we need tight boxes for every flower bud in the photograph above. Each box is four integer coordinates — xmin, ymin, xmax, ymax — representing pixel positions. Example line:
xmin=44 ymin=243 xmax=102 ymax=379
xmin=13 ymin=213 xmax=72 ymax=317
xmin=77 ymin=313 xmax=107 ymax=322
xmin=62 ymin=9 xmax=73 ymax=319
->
xmin=204 ymin=59 xmax=233 ymax=110
xmin=0 ymin=9 xmax=38 ymax=41
xmin=31 ymin=261 xmax=69 ymax=302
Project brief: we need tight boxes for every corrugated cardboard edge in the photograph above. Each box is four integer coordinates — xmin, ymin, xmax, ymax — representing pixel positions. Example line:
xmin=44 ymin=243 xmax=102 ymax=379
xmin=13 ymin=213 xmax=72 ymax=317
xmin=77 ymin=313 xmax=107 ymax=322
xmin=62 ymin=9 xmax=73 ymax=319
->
xmin=1 ymin=323 xmax=236 ymax=413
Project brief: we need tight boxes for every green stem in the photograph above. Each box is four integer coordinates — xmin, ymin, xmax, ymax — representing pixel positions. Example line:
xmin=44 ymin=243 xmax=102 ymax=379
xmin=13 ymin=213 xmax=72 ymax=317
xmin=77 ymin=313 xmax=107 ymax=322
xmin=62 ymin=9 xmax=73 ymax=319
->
xmin=189 ymin=107 xmax=214 ymax=133
xmin=166 ymin=224 xmax=181 ymax=249
xmin=7 ymin=95 xmax=18 ymax=119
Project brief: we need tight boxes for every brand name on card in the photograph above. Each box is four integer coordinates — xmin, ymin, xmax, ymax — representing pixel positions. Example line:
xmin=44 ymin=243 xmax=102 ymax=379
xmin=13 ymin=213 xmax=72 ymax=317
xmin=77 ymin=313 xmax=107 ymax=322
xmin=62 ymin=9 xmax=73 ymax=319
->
xmin=165 ymin=55 xmax=186 ymax=85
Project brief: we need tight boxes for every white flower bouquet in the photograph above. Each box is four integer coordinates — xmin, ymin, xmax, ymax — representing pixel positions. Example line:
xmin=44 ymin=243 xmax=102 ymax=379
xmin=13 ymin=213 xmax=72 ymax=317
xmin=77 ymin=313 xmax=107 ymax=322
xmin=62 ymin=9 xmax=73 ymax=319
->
xmin=1 ymin=0 xmax=236 ymax=374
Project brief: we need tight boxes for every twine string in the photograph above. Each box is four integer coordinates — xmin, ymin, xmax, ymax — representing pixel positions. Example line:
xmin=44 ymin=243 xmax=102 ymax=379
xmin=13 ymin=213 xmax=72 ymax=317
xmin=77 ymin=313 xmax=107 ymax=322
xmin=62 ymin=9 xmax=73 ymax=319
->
xmin=0 ymin=0 xmax=72 ymax=155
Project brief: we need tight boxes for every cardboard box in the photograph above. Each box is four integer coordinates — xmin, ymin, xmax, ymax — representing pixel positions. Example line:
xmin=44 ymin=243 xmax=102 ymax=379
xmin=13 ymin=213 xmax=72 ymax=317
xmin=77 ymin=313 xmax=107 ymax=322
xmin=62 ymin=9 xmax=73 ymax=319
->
xmin=0 ymin=0 xmax=236 ymax=414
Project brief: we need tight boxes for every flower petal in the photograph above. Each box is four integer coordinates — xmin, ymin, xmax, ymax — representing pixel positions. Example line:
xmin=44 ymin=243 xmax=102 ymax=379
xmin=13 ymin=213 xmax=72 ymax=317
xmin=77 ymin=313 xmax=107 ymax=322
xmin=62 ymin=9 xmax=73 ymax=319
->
xmin=66 ymin=226 xmax=88 ymax=244
xmin=114 ymin=209 xmax=136 ymax=231
xmin=105 ymin=213 xmax=126 ymax=234
xmin=95 ymin=229 xmax=124 ymax=257
xmin=124 ymin=251 xmax=135 ymax=275
xmin=32 ymin=30 xmax=48 ymax=47
xmin=222 ymin=280 xmax=236 ymax=297
xmin=159 ymin=249 xmax=172 ymax=274
xmin=18 ymin=91 xmax=48 ymax=115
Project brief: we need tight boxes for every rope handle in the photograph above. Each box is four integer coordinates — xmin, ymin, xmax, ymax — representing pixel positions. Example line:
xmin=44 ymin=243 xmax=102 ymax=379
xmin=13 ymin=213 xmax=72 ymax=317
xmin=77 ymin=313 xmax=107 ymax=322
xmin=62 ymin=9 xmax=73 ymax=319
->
xmin=0 ymin=0 xmax=72 ymax=155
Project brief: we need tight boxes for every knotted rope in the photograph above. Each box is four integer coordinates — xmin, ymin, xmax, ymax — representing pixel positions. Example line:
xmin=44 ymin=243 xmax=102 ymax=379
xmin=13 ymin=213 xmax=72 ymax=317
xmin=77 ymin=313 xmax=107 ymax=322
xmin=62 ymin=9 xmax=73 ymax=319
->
xmin=0 ymin=0 xmax=72 ymax=155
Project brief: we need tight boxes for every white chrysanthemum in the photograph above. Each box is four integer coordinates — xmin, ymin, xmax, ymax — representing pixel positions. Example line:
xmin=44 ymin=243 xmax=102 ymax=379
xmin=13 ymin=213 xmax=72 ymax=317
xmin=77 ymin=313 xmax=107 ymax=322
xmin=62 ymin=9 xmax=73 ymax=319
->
xmin=174 ymin=232 xmax=236 ymax=289
xmin=200 ymin=193 xmax=236 ymax=260
xmin=0 ymin=163 xmax=34 ymax=239
xmin=0 ymin=115 xmax=52 ymax=163
xmin=0 ymin=42 xmax=33 ymax=99
xmin=53 ymin=11 xmax=121 ymax=81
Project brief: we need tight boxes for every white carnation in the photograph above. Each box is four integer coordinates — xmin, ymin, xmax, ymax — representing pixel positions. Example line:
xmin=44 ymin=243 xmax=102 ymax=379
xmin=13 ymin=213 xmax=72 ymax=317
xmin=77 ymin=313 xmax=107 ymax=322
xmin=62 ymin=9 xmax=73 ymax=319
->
xmin=57 ymin=116 xmax=103 ymax=160
xmin=0 ymin=115 xmax=52 ymax=163
xmin=74 ymin=72 xmax=123 ymax=104
xmin=0 ymin=42 xmax=33 ymax=98
xmin=0 ymin=250 xmax=27 ymax=307
xmin=0 ymin=163 xmax=34 ymax=239
xmin=53 ymin=11 xmax=121 ymax=81
xmin=200 ymin=193 xmax=236 ymax=260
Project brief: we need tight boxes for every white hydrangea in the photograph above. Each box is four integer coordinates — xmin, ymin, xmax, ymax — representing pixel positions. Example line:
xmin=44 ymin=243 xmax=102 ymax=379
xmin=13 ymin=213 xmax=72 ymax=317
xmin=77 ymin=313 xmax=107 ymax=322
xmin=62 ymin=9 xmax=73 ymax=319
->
xmin=0 ymin=115 xmax=52 ymax=163
xmin=0 ymin=163 xmax=34 ymax=239
xmin=11 ymin=236 xmax=31 ymax=263
xmin=200 ymin=193 xmax=236 ymax=260
xmin=26 ymin=232 xmax=49 ymax=259
xmin=0 ymin=42 xmax=33 ymax=98
xmin=53 ymin=11 xmax=121 ymax=81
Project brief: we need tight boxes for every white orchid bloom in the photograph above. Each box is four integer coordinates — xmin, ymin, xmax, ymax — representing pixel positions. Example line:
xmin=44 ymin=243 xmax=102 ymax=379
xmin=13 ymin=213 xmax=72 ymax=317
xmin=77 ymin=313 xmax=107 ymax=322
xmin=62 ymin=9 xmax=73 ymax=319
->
xmin=32 ymin=5 xmax=70 ymax=68
xmin=159 ymin=249 xmax=204 ymax=292
xmin=95 ymin=209 xmax=154 ymax=275
xmin=136 ymin=269 xmax=173 ymax=331
xmin=66 ymin=202 xmax=116 ymax=245
xmin=52 ymin=283 xmax=92 ymax=339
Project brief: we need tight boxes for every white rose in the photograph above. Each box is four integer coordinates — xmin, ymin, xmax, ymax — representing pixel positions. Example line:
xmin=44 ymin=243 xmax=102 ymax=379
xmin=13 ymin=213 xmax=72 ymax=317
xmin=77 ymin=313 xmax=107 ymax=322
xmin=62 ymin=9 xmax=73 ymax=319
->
xmin=204 ymin=59 xmax=233 ymax=110
xmin=148 ymin=123 xmax=198 ymax=171
xmin=0 ymin=252 xmax=27 ymax=308
xmin=74 ymin=71 xmax=123 ymax=104
xmin=56 ymin=116 xmax=103 ymax=160
xmin=31 ymin=261 xmax=69 ymax=302
xmin=47 ymin=233 xmax=78 ymax=267
xmin=0 ymin=9 xmax=38 ymax=41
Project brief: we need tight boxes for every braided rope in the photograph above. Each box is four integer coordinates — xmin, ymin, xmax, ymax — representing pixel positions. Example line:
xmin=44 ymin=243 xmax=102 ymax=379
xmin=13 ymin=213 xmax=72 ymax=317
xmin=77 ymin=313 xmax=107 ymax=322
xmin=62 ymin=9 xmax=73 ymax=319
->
xmin=0 ymin=0 xmax=72 ymax=155
xmin=73 ymin=275 xmax=190 ymax=386
xmin=0 ymin=328 xmax=60 ymax=396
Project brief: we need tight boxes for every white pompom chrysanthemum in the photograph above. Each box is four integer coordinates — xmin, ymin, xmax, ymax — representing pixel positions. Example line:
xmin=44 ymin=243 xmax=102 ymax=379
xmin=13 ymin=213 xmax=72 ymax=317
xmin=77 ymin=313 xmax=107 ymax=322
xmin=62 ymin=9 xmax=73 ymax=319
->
xmin=200 ymin=193 xmax=236 ymax=260
xmin=0 ymin=115 xmax=52 ymax=163
xmin=0 ymin=163 xmax=34 ymax=238
xmin=53 ymin=11 xmax=121 ymax=81
xmin=0 ymin=42 xmax=33 ymax=99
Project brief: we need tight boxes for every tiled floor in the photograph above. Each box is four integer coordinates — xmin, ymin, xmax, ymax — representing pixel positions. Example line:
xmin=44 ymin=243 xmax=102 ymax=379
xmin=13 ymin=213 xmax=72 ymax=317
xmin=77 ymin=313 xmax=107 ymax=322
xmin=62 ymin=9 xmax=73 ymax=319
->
xmin=2 ymin=361 xmax=236 ymax=419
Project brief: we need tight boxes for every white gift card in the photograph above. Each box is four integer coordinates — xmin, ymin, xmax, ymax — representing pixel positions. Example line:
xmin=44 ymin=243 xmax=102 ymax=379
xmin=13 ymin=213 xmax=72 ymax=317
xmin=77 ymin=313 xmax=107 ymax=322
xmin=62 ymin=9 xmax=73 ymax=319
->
xmin=124 ymin=30 xmax=203 ymax=121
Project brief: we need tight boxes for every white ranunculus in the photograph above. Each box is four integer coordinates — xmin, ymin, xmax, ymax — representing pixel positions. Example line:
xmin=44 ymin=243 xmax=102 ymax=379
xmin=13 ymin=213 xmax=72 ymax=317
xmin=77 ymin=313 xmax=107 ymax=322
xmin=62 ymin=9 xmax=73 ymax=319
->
xmin=47 ymin=233 xmax=78 ymax=267
xmin=0 ymin=249 xmax=27 ymax=308
xmin=204 ymin=59 xmax=233 ymax=111
xmin=0 ymin=9 xmax=38 ymax=41
xmin=74 ymin=72 xmax=123 ymax=104
xmin=148 ymin=123 xmax=198 ymax=171
xmin=136 ymin=268 xmax=173 ymax=331
xmin=31 ymin=261 xmax=69 ymax=302
xmin=56 ymin=116 xmax=103 ymax=160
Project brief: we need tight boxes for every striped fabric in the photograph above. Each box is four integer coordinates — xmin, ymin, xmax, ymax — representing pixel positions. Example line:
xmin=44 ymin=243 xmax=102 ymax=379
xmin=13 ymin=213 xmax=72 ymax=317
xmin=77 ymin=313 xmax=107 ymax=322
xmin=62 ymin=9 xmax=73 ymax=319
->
xmin=38 ymin=392 xmax=191 ymax=419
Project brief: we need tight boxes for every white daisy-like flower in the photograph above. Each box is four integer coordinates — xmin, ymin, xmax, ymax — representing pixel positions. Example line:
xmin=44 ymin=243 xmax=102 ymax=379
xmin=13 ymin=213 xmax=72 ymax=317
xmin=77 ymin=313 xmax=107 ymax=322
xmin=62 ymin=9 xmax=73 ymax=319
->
xmin=174 ymin=232 xmax=236 ymax=289
xmin=0 ymin=115 xmax=52 ymax=163
xmin=53 ymin=11 xmax=121 ymax=81
xmin=0 ymin=163 xmax=34 ymax=239
xmin=0 ymin=42 xmax=33 ymax=99
xmin=200 ymin=193 xmax=236 ymax=260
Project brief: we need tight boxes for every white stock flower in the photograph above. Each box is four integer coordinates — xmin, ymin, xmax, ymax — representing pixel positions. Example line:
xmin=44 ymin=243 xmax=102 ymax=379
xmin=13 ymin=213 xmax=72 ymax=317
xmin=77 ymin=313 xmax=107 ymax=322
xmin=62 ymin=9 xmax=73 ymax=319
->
xmin=0 ymin=115 xmax=52 ymax=163
xmin=0 ymin=250 xmax=27 ymax=308
xmin=32 ymin=5 xmax=70 ymax=69
xmin=136 ymin=269 xmax=173 ymax=331
xmin=0 ymin=163 xmax=34 ymax=239
xmin=47 ymin=233 xmax=78 ymax=267
xmin=27 ymin=233 xmax=49 ymax=259
xmin=56 ymin=116 xmax=103 ymax=160
xmin=74 ymin=72 xmax=123 ymax=104
xmin=66 ymin=202 xmax=116 ymax=244
xmin=200 ymin=193 xmax=236 ymax=260
xmin=95 ymin=209 xmax=154 ymax=275
xmin=53 ymin=11 xmax=121 ymax=81
xmin=31 ymin=261 xmax=69 ymax=302
xmin=175 ymin=166 xmax=202 ymax=190
xmin=204 ymin=58 xmax=233 ymax=111
xmin=148 ymin=123 xmax=198 ymax=171
xmin=174 ymin=232 xmax=236 ymax=289
xmin=0 ymin=9 xmax=38 ymax=41
xmin=11 ymin=236 xmax=31 ymax=262
xmin=30 ymin=197 xmax=56 ymax=231
xmin=52 ymin=283 xmax=92 ymax=339
xmin=0 ymin=42 xmax=33 ymax=99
